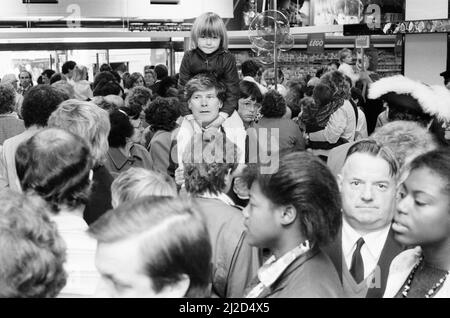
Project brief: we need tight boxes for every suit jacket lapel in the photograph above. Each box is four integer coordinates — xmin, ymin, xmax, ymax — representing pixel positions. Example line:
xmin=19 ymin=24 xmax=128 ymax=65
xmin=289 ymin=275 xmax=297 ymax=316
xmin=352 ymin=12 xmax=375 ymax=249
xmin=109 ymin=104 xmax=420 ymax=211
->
xmin=366 ymin=226 xmax=403 ymax=298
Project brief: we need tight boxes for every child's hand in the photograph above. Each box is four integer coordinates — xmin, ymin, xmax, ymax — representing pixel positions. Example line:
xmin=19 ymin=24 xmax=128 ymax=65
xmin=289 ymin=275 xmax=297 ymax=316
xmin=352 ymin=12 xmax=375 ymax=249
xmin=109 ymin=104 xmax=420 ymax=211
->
xmin=205 ymin=115 xmax=225 ymax=129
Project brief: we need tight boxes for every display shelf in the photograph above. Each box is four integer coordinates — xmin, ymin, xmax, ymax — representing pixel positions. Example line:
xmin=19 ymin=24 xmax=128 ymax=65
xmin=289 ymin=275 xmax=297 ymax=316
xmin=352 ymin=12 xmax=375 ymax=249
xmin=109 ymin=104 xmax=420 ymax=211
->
xmin=232 ymin=47 xmax=402 ymax=82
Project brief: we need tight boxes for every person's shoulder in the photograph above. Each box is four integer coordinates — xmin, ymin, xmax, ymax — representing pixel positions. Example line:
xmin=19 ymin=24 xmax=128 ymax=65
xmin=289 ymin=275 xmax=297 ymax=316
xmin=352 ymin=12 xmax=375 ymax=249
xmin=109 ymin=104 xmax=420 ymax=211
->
xmin=390 ymin=247 xmax=422 ymax=272
xmin=151 ymin=130 xmax=172 ymax=141
xmin=180 ymin=49 xmax=196 ymax=62
xmin=282 ymin=118 xmax=301 ymax=127
xmin=3 ymin=129 xmax=31 ymax=147
xmin=130 ymin=143 xmax=150 ymax=155
xmin=284 ymin=249 xmax=344 ymax=297
xmin=184 ymin=49 xmax=195 ymax=56
xmin=221 ymin=50 xmax=236 ymax=61
xmin=196 ymin=197 xmax=242 ymax=216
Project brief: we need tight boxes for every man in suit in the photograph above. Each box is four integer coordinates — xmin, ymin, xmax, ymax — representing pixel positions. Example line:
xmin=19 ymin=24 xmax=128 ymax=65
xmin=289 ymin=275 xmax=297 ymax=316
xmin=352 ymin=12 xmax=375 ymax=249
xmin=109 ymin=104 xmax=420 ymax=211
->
xmin=324 ymin=139 xmax=403 ymax=298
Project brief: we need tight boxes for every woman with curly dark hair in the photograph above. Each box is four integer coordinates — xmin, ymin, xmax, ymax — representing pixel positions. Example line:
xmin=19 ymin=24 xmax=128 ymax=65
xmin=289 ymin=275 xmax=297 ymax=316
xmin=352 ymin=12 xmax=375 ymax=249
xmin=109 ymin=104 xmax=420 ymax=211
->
xmin=92 ymin=71 xmax=123 ymax=97
xmin=145 ymin=97 xmax=181 ymax=177
xmin=250 ymin=90 xmax=305 ymax=163
xmin=105 ymin=110 xmax=153 ymax=178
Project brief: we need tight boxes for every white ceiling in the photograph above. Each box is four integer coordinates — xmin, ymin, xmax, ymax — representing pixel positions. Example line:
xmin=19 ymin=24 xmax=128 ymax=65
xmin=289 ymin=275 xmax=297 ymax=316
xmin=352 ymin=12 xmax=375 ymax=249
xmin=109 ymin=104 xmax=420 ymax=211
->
xmin=0 ymin=0 xmax=233 ymax=20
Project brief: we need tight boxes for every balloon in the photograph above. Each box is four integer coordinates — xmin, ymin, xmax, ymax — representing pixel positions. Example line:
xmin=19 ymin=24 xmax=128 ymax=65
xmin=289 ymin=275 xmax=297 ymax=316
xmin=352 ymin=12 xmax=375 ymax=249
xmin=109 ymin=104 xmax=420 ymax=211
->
xmin=257 ymin=50 xmax=274 ymax=65
xmin=248 ymin=9 xmax=294 ymax=60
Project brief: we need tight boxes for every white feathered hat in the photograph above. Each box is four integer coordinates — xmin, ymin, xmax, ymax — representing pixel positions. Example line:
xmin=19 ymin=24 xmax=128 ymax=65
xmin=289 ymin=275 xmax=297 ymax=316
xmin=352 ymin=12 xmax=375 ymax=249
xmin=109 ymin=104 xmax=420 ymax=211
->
xmin=368 ymin=75 xmax=450 ymax=121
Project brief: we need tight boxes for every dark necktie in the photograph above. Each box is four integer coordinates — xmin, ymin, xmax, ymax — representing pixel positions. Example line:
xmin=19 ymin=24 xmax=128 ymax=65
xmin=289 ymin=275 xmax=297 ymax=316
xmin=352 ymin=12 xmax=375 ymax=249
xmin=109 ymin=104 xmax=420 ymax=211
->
xmin=350 ymin=237 xmax=365 ymax=283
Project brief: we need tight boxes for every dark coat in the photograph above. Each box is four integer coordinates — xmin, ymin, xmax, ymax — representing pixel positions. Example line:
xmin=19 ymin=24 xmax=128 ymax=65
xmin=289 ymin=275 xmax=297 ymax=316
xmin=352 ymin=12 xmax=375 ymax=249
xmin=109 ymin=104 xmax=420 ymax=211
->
xmin=322 ymin=226 xmax=403 ymax=298
xmin=245 ymin=248 xmax=344 ymax=298
xmin=178 ymin=48 xmax=239 ymax=117
xmin=83 ymin=165 xmax=113 ymax=225
xmin=194 ymin=197 xmax=260 ymax=298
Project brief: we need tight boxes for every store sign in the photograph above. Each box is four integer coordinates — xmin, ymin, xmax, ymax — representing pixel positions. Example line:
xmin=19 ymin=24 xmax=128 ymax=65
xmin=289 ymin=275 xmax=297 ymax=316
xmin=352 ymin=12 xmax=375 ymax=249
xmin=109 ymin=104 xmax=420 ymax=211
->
xmin=307 ymin=33 xmax=325 ymax=54
xmin=355 ymin=35 xmax=370 ymax=48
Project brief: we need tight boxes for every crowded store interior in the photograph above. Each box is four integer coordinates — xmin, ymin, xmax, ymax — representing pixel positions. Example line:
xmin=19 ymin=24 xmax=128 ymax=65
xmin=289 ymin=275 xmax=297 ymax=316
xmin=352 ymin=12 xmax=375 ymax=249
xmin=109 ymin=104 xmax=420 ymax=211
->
xmin=0 ymin=0 xmax=449 ymax=299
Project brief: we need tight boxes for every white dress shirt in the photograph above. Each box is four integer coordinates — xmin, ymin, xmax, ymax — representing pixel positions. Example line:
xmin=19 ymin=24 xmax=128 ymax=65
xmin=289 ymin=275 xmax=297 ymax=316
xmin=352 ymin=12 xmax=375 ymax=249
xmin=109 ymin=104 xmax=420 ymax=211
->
xmin=342 ymin=218 xmax=391 ymax=279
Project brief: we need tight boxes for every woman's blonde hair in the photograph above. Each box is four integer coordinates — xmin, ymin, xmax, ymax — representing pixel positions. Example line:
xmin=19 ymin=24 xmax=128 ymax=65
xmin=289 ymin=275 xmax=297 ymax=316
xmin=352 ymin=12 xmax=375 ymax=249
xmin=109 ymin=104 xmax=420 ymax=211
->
xmin=48 ymin=99 xmax=111 ymax=165
xmin=190 ymin=12 xmax=228 ymax=50
xmin=111 ymin=168 xmax=177 ymax=208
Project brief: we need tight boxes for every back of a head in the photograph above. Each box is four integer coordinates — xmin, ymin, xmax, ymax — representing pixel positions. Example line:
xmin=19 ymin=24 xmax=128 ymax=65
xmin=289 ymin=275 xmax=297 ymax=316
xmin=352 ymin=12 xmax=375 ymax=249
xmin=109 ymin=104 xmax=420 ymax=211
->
xmin=285 ymin=80 xmax=305 ymax=118
xmin=88 ymin=196 xmax=212 ymax=298
xmin=99 ymin=64 xmax=113 ymax=73
xmin=93 ymin=72 xmax=119 ymax=91
xmin=0 ymin=190 xmax=67 ymax=297
xmin=111 ymin=168 xmax=177 ymax=208
xmin=156 ymin=76 xmax=178 ymax=97
xmin=241 ymin=59 xmax=261 ymax=78
xmin=183 ymin=132 xmax=239 ymax=195
xmin=313 ymin=70 xmax=350 ymax=106
xmin=108 ymin=110 xmax=134 ymax=148
xmin=21 ymin=85 xmax=69 ymax=128
xmin=239 ymin=80 xmax=263 ymax=103
xmin=1 ymin=74 xmax=17 ymax=86
xmin=244 ymin=151 xmax=342 ymax=246
xmin=15 ymin=128 xmax=93 ymax=212
xmin=52 ymin=80 xmax=75 ymax=99
xmin=0 ymin=83 xmax=16 ymax=114
xmin=371 ymin=120 xmax=438 ymax=169
xmin=154 ymin=64 xmax=168 ymax=80
xmin=125 ymin=86 xmax=153 ymax=119
xmin=93 ymin=75 xmax=122 ymax=97
xmin=61 ymin=61 xmax=76 ymax=75
xmin=49 ymin=73 xmax=66 ymax=85
xmin=115 ymin=63 xmax=127 ymax=74
xmin=48 ymin=99 xmax=111 ymax=166
xmin=260 ymin=89 xmax=286 ymax=118
xmin=145 ymin=97 xmax=180 ymax=132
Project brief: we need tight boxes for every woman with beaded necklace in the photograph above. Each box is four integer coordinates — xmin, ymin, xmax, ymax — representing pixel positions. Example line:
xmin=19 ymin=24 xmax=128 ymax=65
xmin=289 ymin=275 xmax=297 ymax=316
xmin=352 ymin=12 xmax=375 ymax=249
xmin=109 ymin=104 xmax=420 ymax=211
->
xmin=385 ymin=148 xmax=450 ymax=298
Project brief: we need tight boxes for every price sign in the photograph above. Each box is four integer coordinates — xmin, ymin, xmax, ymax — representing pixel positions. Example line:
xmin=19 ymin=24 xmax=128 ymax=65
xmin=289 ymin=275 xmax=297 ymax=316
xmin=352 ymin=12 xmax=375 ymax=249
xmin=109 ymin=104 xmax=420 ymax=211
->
xmin=307 ymin=33 xmax=325 ymax=54
xmin=355 ymin=35 xmax=370 ymax=48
